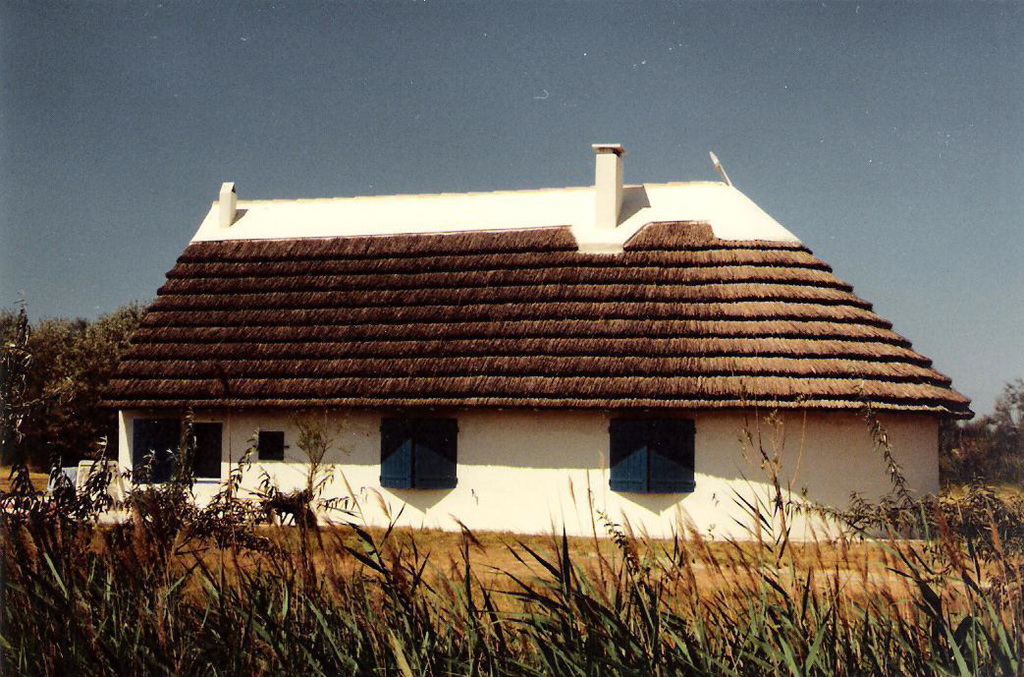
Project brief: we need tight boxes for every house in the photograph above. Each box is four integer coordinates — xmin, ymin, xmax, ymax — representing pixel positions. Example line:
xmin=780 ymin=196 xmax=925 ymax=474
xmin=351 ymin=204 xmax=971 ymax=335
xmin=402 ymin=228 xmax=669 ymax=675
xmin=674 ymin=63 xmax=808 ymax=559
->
xmin=103 ymin=145 xmax=971 ymax=538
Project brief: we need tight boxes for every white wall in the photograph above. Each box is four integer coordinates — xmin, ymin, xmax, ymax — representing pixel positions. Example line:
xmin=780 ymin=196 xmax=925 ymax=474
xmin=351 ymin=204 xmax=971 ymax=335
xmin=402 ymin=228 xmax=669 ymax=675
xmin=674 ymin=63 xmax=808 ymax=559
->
xmin=117 ymin=408 xmax=938 ymax=539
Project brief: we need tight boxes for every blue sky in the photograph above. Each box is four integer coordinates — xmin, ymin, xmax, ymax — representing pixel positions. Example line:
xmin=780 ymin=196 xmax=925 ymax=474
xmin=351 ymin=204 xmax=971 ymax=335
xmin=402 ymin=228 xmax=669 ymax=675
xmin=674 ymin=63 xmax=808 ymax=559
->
xmin=1 ymin=1 xmax=1021 ymax=415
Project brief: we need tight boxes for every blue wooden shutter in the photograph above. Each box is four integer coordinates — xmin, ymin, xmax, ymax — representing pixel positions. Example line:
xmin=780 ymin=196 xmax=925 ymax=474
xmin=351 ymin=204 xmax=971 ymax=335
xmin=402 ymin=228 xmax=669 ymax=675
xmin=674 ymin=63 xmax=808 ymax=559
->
xmin=193 ymin=423 xmax=223 ymax=479
xmin=648 ymin=419 xmax=695 ymax=493
xmin=413 ymin=419 xmax=458 ymax=489
xmin=609 ymin=419 xmax=648 ymax=492
xmin=132 ymin=418 xmax=180 ymax=483
xmin=380 ymin=419 xmax=413 ymax=488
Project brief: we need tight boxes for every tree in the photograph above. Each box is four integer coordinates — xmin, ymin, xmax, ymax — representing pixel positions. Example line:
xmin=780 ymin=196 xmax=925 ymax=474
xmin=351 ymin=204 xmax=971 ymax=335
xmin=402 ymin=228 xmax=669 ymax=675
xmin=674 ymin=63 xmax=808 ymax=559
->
xmin=1 ymin=302 xmax=145 ymax=469
xmin=985 ymin=379 xmax=1024 ymax=480
xmin=941 ymin=379 xmax=1024 ymax=485
xmin=1 ymin=305 xmax=33 ymax=466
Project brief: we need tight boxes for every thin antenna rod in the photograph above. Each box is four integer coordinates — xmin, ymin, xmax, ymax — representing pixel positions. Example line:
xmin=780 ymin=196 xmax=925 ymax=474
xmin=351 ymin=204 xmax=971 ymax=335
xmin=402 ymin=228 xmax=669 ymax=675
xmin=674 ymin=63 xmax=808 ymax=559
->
xmin=709 ymin=151 xmax=733 ymax=187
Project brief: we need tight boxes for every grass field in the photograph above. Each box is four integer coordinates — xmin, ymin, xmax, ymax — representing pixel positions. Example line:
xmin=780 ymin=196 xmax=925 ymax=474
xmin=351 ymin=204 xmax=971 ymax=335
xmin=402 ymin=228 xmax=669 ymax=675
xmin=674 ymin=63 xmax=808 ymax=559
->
xmin=175 ymin=522 xmax=907 ymax=601
xmin=943 ymin=481 xmax=1024 ymax=501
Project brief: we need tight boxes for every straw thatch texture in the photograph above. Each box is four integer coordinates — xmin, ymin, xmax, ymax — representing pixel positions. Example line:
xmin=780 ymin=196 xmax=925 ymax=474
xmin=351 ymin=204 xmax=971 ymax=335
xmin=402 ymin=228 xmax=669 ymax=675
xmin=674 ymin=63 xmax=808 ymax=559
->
xmin=104 ymin=223 xmax=971 ymax=417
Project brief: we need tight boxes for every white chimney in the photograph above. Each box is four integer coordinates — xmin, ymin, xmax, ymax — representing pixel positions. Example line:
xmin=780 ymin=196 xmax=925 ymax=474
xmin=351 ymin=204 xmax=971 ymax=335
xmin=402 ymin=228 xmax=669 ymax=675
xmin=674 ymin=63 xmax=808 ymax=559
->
xmin=592 ymin=144 xmax=625 ymax=230
xmin=218 ymin=182 xmax=237 ymax=228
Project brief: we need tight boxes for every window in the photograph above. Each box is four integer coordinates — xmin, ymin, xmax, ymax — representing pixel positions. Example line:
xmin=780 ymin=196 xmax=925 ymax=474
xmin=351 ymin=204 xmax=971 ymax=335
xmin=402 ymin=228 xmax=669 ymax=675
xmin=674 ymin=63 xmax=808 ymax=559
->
xmin=257 ymin=430 xmax=286 ymax=461
xmin=609 ymin=419 xmax=695 ymax=493
xmin=132 ymin=418 xmax=222 ymax=482
xmin=193 ymin=422 xmax=223 ymax=480
xmin=132 ymin=418 xmax=180 ymax=483
xmin=380 ymin=418 xmax=458 ymax=489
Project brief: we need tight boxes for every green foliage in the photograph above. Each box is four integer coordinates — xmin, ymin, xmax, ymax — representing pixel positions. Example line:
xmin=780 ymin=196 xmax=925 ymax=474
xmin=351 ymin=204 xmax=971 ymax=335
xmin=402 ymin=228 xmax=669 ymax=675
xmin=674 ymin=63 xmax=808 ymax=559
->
xmin=941 ymin=380 xmax=1024 ymax=486
xmin=1 ymin=304 xmax=33 ymax=466
xmin=0 ymin=302 xmax=144 ymax=469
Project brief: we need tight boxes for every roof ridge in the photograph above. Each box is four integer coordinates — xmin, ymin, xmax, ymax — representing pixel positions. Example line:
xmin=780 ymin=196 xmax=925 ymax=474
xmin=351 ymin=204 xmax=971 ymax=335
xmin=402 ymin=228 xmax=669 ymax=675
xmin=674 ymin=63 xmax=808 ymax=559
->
xmin=229 ymin=180 xmax=727 ymax=205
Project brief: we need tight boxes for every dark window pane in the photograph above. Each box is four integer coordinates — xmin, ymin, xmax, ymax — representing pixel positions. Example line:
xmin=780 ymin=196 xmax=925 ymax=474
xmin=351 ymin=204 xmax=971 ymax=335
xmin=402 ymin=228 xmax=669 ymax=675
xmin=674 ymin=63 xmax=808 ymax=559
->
xmin=648 ymin=420 xmax=695 ymax=493
xmin=609 ymin=419 xmax=648 ymax=492
xmin=194 ymin=422 xmax=223 ymax=479
xmin=258 ymin=430 xmax=286 ymax=461
xmin=413 ymin=419 xmax=458 ymax=489
xmin=132 ymin=418 xmax=180 ymax=484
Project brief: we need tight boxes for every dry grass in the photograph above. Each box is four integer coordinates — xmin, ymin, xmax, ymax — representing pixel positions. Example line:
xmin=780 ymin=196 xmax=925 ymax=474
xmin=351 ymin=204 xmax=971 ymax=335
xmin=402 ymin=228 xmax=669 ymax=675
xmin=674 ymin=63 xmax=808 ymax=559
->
xmin=132 ymin=522 xmax=960 ymax=616
xmin=0 ymin=465 xmax=48 ymax=493
xmin=943 ymin=482 xmax=1024 ymax=501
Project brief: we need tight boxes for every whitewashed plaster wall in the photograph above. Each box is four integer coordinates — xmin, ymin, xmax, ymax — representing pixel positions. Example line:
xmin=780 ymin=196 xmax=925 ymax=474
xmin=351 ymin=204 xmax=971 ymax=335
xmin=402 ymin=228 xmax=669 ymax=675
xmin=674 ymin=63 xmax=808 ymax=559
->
xmin=117 ymin=409 xmax=938 ymax=539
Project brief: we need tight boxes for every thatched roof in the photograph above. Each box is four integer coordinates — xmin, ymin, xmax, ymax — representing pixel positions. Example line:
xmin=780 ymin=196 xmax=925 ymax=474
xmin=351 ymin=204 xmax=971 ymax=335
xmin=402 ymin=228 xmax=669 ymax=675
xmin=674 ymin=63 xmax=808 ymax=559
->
xmin=103 ymin=222 xmax=971 ymax=417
